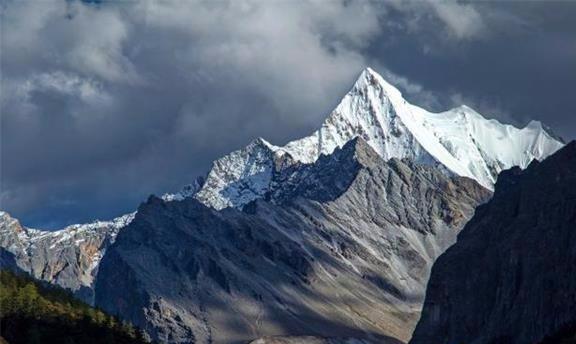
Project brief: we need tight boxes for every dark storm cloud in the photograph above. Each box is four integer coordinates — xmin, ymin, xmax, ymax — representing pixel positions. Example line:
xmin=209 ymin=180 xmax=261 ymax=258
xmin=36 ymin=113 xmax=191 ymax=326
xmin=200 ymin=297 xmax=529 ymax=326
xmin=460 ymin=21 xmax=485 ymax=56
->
xmin=368 ymin=1 xmax=576 ymax=137
xmin=1 ymin=0 xmax=574 ymax=228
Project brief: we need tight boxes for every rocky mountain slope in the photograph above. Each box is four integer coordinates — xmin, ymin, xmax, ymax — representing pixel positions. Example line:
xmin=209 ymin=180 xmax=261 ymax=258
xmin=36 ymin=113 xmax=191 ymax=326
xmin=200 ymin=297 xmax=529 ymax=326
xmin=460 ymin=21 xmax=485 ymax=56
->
xmin=0 ymin=68 xmax=561 ymax=301
xmin=0 ymin=211 xmax=134 ymax=303
xmin=248 ymin=336 xmax=372 ymax=344
xmin=94 ymin=138 xmax=490 ymax=344
xmin=410 ymin=141 xmax=576 ymax=344
xmin=0 ymin=67 xmax=564 ymax=343
xmin=190 ymin=68 xmax=562 ymax=210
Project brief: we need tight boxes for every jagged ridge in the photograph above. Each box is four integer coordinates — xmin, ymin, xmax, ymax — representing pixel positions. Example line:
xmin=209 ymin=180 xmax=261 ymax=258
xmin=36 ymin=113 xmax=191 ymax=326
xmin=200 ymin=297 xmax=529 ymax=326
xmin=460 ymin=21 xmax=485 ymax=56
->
xmin=94 ymin=138 xmax=490 ymax=344
xmin=190 ymin=67 xmax=562 ymax=210
xmin=0 ymin=211 xmax=134 ymax=304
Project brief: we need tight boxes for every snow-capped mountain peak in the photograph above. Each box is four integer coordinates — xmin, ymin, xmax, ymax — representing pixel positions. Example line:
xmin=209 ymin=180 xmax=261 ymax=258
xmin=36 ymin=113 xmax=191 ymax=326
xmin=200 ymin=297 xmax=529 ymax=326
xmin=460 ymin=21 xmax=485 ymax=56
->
xmin=186 ymin=67 xmax=563 ymax=209
xmin=275 ymin=67 xmax=410 ymax=164
xmin=194 ymin=137 xmax=281 ymax=210
xmin=359 ymin=67 xmax=403 ymax=97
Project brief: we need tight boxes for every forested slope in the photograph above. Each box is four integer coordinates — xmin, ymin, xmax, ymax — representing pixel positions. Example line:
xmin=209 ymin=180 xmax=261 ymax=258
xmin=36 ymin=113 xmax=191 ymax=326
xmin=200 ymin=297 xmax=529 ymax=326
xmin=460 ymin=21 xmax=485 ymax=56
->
xmin=0 ymin=269 xmax=150 ymax=344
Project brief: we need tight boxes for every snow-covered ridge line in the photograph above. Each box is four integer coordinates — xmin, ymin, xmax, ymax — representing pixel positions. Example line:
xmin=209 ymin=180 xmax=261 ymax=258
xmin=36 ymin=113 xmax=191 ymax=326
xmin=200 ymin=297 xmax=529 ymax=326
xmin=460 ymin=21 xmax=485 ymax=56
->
xmin=0 ymin=210 xmax=135 ymax=263
xmin=0 ymin=210 xmax=137 ymax=302
xmin=191 ymin=67 xmax=563 ymax=210
xmin=22 ymin=212 xmax=136 ymax=243
xmin=2 ymin=67 xmax=564 ymax=229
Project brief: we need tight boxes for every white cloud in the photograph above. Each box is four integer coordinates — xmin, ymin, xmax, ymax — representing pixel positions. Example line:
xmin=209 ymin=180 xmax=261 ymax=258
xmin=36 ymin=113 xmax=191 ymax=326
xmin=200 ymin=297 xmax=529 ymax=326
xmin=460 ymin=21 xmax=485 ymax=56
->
xmin=2 ymin=1 xmax=139 ymax=83
xmin=374 ymin=67 xmax=443 ymax=109
xmin=1 ymin=0 xmax=391 ymax=126
xmin=428 ymin=2 xmax=486 ymax=40
xmin=127 ymin=0 xmax=385 ymax=124
xmin=385 ymin=0 xmax=488 ymax=41
xmin=64 ymin=3 xmax=140 ymax=83
xmin=23 ymin=72 xmax=109 ymax=104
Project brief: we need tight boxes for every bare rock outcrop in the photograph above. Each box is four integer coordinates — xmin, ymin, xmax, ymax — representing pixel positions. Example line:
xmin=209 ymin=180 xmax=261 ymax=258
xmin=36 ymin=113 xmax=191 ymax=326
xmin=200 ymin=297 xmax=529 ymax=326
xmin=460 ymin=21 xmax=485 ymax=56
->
xmin=411 ymin=141 xmax=576 ymax=344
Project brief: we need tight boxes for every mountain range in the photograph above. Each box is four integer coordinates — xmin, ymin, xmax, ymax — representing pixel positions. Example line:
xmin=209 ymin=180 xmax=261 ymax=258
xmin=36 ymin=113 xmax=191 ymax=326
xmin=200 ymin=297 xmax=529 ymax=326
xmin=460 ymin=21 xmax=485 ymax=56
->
xmin=190 ymin=68 xmax=562 ymax=210
xmin=0 ymin=68 xmax=567 ymax=344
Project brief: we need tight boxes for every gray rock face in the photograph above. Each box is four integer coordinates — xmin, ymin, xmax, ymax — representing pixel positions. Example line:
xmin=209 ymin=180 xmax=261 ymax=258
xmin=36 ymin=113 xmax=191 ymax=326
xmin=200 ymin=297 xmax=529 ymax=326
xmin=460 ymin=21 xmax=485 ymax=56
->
xmin=410 ymin=141 xmax=576 ymax=344
xmin=0 ymin=211 xmax=133 ymax=303
xmin=95 ymin=138 xmax=490 ymax=344
xmin=248 ymin=336 xmax=376 ymax=344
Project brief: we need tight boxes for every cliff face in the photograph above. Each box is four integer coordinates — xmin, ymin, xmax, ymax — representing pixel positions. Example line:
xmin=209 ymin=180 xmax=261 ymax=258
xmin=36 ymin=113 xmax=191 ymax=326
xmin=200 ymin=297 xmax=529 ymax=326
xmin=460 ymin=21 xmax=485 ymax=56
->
xmin=411 ymin=141 xmax=576 ymax=344
xmin=0 ymin=211 xmax=133 ymax=304
xmin=95 ymin=138 xmax=490 ymax=344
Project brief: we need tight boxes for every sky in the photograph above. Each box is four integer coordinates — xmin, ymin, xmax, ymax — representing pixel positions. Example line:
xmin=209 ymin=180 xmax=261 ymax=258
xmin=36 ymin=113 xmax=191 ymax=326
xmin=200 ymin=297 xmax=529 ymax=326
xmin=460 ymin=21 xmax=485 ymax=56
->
xmin=1 ymin=0 xmax=575 ymax=229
